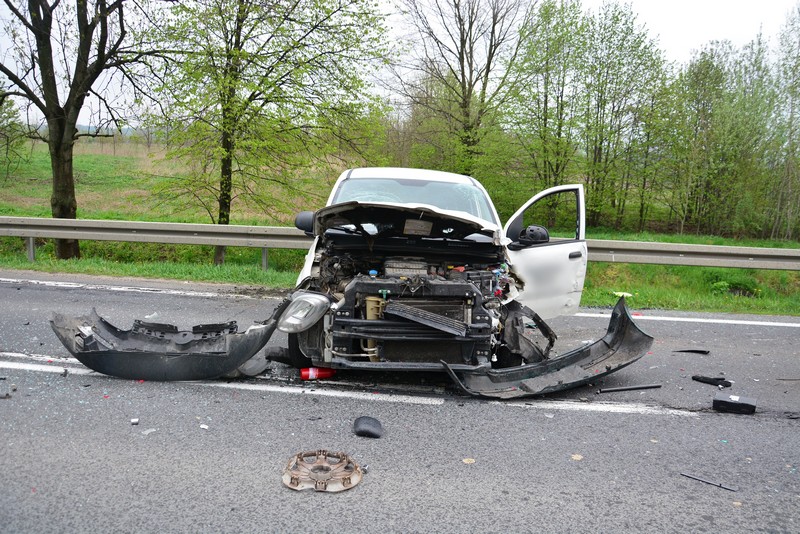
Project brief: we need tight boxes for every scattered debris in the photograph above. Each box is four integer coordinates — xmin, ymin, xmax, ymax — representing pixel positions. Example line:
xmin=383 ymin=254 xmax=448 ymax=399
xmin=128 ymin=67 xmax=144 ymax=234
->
xmin=130 ymin=418 xmax=139 ymax=425
xmin=141 ymin=428 xmax=157 ymax=436
xmin=0 ymin=376 xmax=6 ymax=380
xmin=282 ymin=450 xmax=363 ymax=492
xmin=785 ymin=412 xmax=800 ymax=420
xmin=10 ymin=384 xmax=17 ymax=392
xmin=301 ymin=367 xmax=336 ymax=380
xmin=353 ymin=416 xmax=383 ymax=438
xmin=61 ymin=368 xmax=68 ymax=377
xmin=776 ymin=378 xmax=800 ymax=381
xmin=693 ymin=375 xmax=732 ymax=388
xmin=713 ymin=392 xmax=757 ymax=415
xmin=200 ymin=424 xmax=209 ymax=430
xmin=462 ymin=458 xmax=476 ymax=464
xmin=236 ymin=353 xmax=271 ymax=377
xmin=681 ymin=472 xmax=738 ymax=491
xmin=571 ymin=454 xmax=584 ymax=461
xmin=673 ymin=349 xmax=711 ymax=354
xmin=597 ymin=384 xmax=661 ymax=393
xmin=1 ymin=392 xmax=11 ymax=399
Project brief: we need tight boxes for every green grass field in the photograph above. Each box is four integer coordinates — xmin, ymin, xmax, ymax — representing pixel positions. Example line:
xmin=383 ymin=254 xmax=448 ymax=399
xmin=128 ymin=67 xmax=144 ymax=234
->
xmin=2 ymin=140 xmax=799 ymax=315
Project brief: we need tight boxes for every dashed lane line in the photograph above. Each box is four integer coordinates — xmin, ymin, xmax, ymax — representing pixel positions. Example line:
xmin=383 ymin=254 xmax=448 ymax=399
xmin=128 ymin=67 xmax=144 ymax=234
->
xmin=577 ymin=312 xmax=800 ymax=328
xmin=2 ymin=353 xmax=696 ymax=415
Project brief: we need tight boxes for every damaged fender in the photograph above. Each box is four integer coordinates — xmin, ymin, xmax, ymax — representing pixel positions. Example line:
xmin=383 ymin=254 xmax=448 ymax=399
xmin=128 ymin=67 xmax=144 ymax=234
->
xmin=442 ymin=298 xmax=653 ymax=399
xmin=50 ymin=298 xmax=291 ymax=381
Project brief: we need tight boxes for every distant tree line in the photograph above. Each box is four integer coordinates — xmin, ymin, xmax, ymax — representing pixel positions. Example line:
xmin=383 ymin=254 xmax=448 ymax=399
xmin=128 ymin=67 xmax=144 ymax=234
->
xmin=383 ymin=0 xmax=800 ymax=241
xmin=1 ymin=0 xmax=799 ymax=260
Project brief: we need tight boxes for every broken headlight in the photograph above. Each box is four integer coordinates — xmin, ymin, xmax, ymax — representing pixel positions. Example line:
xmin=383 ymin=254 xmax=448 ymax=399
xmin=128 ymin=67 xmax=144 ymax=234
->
xmin=277 ymin=291 xmax=331 ymax=333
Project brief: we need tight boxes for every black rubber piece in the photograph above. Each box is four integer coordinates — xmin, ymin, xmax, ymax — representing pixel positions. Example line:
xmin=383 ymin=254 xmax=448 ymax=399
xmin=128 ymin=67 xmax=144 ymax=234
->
xmin=692 ymin=375 xmax=732 ymax=388
xmin=713 ymin=392 xmax=756 ymax=414
xmin=353 ymin=416 xmax=383 ymax=438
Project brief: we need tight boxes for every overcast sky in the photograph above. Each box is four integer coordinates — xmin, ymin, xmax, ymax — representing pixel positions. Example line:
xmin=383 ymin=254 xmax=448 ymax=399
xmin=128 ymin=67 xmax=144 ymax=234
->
xmin=581 ymin=0 xmax=800 ymax=63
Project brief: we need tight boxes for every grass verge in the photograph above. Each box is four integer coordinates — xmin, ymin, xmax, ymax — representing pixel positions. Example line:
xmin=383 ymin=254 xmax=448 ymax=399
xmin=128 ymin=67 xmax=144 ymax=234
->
xmin=2 ymin=236 xmax=798 ymax=316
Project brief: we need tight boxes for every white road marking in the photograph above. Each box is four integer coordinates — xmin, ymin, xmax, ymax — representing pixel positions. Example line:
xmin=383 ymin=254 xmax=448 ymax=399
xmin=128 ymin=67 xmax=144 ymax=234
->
xmin=577 ymin=312 xmax=800 ymax=328
xmin=0 ymin=277 xmax=271 ymax=300
xmin=495 ymin=399 xmax=698 ymax=417
xmin=0 ymin=360 xmax=94 ymax=375
xmin=2 ymin=352 xmax=695 ymax=415
xmin=0 ymin=351 xmax=80 ymax=364
xmin=4 ymin=276 xmax=795 ymax=327
xmin=201 ymin=381 xmax=446 ymax=405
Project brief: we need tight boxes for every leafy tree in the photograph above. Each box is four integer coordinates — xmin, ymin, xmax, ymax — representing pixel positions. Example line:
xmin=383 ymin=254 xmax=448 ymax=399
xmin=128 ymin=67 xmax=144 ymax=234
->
xmin=0 ymin=97 xmax=25 ymax=177
xmin=578 ymin=1 xmax=662 ymax=227
xmin=0 ymin=0 xmax=156 ymax=258
xmin=504 ymin=0 xmax=587 ymax=192
xmin=771 ymin=2 xmax=800 ymax=239
xmin=395 ymin=0 xmax=532 ymax=175
xmin=146 ymin=0 xmax=389 ymax=264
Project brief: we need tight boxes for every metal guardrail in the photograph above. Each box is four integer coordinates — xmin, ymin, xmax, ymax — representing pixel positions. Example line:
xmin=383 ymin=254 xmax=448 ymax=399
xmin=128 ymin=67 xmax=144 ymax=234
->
xmin=586 ymin=239 xmax=800 ymax=271
xmin=1 ymin=216 xmax=799 ymax=271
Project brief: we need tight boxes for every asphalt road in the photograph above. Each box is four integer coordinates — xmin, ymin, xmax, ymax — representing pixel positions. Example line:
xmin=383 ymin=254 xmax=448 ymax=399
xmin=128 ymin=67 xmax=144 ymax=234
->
xmin=1 ymin=270 xmax=798 ymax=533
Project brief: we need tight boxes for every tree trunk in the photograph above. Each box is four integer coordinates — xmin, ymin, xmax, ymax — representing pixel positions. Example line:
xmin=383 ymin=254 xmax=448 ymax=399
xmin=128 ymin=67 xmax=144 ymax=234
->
xmin=49 ymin=131 xmax=80 ymax=259
xmin=214 ymin=130 xmax=234 ymax=266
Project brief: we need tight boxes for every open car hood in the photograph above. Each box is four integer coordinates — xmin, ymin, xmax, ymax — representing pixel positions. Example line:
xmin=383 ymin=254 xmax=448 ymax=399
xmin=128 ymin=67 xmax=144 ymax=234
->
xmin=312 ymin=201 xmax=503 ymax=243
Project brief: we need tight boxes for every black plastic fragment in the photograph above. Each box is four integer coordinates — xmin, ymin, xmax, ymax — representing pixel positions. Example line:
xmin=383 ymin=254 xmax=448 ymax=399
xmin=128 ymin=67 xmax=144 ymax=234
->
xmin=598 ymin=384 xmax=661 ymax=393
xmin=713 ymin=392 xmax=756 ymax=414
xmin=692 ymin=375 xmax=732 ymax=388
xmin=353 ymin=416 xmax=383 ymax=438
xmin=673 ymin=349 xmax=710 ymax=354
xmin=680 ymin=472 xmax=738 ymax=491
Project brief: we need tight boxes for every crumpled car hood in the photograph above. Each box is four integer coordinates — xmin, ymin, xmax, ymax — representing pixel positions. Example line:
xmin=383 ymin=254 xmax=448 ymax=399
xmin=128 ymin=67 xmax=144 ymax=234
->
xmin=312 ymin=201 xmax=504 ymax=243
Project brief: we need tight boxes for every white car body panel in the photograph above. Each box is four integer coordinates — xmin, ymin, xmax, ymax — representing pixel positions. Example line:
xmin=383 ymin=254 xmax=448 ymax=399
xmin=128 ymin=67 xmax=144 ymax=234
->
xmin=298 ymin=169 xmax=587 ymax=319
xmin=503 ymin=185 xmax=588 ymax=319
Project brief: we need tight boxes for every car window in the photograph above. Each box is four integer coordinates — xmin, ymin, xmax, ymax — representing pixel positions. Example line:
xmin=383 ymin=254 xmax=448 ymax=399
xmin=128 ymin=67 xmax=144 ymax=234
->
xmin=332 ymin=178 xmax=497 ymax=223
xmin=517 ymin=189 xmax=581 ymax=240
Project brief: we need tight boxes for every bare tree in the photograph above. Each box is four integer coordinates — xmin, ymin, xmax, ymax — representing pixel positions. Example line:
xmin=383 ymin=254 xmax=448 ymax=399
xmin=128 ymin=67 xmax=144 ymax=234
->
xmin=0 ymin=0 xmax=156 ymax=258
xmin=395 ymin=0 xmax=533 ymax=174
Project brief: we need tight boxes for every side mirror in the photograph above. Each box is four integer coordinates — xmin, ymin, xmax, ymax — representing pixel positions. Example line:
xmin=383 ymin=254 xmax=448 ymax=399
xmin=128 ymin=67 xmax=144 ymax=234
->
xmin=294 ymin=211 xmax=315 ymax=236
xmin=518 ymin=224 xmax=549 ymax=246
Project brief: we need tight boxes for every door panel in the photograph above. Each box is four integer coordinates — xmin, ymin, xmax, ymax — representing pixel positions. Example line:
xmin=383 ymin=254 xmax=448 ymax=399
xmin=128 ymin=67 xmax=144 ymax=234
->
xmin=503 ymin=185 xmax=587 ymax=319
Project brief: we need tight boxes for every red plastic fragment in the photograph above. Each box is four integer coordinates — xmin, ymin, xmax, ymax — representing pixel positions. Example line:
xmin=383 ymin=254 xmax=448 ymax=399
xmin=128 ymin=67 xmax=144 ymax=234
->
xmin=300 ymin=367 xmax=336 ymax=380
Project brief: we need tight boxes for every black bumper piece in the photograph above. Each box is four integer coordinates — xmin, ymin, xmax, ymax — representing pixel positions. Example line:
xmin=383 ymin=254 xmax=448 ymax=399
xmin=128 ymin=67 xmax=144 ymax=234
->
xmin=50 ymin=299 xmax=290 ymax=381
xmin=442 ymin=298 xmax=654 ymax=399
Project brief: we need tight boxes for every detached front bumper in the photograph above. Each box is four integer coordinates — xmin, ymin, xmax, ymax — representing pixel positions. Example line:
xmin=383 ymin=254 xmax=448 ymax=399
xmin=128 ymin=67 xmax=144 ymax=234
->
xmin=442 ymin=298 xmax=653 ymax=398
xmin=50 ymin=299 xmax=290 ymax=381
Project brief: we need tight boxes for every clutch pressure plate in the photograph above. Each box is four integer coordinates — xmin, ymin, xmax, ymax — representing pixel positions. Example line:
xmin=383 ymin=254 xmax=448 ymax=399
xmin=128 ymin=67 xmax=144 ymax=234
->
xmin=282 ymin=450 xmax=363 ymax=492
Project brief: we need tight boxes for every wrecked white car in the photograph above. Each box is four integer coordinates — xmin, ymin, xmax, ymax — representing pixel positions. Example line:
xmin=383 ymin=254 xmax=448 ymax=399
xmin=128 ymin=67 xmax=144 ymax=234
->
xmin=51 ymin=167 xmax=653 ymax=398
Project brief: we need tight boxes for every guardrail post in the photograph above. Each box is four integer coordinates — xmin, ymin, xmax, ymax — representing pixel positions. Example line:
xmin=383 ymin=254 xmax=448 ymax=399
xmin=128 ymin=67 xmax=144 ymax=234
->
xmin=26 ymin=237 xmax=35 ymax=262
xmin=261 ymin=248 xmax=268 ymax=271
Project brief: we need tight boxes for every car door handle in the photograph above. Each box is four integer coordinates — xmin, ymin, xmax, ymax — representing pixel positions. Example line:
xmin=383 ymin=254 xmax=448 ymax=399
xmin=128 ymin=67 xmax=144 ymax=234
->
xmin=569 ymin=251 xmax=583 ymax=259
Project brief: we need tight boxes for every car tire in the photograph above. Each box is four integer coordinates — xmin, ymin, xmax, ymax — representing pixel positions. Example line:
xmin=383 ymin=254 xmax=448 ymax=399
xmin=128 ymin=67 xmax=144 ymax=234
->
xmin=287 ymin=333 xmax=314 ymax=369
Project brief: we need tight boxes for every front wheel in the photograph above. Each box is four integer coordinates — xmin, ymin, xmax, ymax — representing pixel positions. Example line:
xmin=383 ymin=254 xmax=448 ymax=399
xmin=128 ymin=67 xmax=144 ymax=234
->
xmin=287 ymin=333 xmax=313 ymax=368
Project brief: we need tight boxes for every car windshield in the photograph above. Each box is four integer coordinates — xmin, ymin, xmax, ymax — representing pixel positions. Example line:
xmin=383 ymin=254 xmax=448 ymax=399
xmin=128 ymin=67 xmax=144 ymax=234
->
xmin=332 ymin=178 xmax=498 ymax=224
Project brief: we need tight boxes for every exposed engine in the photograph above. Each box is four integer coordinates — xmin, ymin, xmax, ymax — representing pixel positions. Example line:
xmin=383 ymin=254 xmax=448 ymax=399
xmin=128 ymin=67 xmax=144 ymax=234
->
xmin=298 ymin=249 xmax=554 ymax=370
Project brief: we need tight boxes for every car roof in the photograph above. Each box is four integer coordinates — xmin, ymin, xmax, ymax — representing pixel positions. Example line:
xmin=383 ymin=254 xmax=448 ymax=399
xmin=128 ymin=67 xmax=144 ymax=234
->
xmin=343 ymin=167 xmax=476 ymax=185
